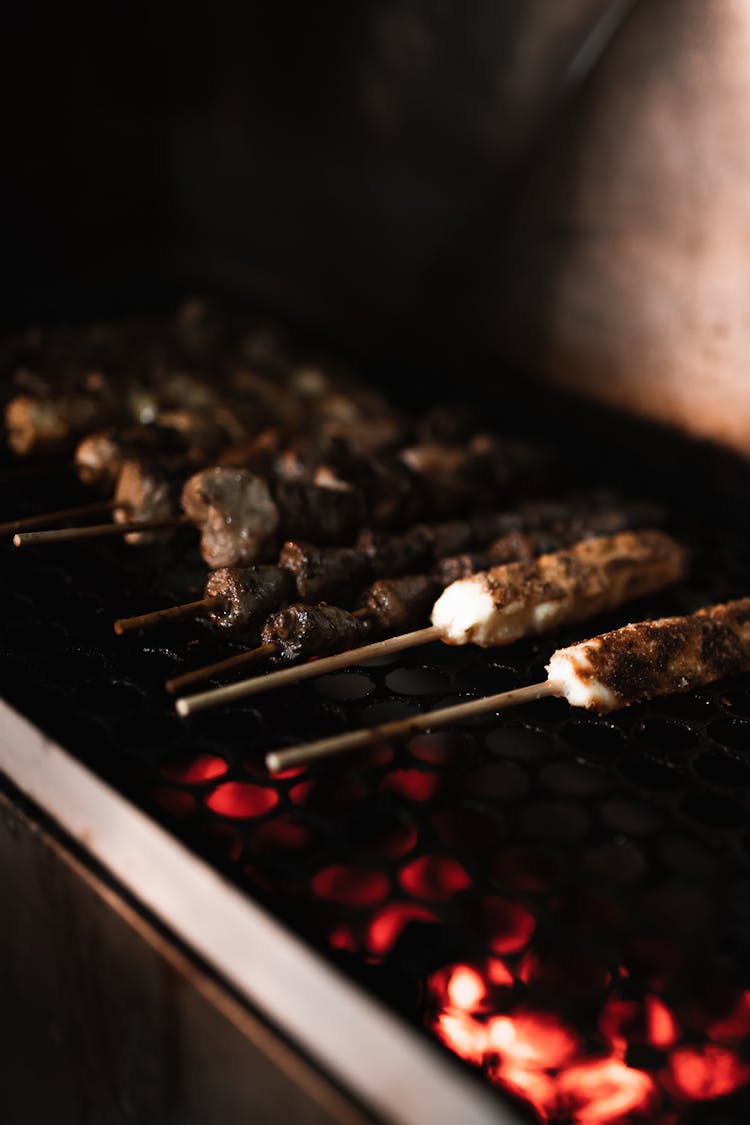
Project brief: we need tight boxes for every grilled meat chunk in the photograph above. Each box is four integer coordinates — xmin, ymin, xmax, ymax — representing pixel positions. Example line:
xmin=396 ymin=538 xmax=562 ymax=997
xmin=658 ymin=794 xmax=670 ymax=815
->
xmin=262 ymin=603 xmax=371 ymax=663
xmin=274 ymin=480 xmax=365 ymax=546
xmin=182 ymin=467 xmax=280 ymax=568
xmin=361 ymin=575 xmax=443 ymax=632
xmin=205 ymin=566 xmax=294 ymax=630
xmin=279 ymin=541 xmax=372 ymax=601
xmin=113 ymin=459 xmax=182 ymax=545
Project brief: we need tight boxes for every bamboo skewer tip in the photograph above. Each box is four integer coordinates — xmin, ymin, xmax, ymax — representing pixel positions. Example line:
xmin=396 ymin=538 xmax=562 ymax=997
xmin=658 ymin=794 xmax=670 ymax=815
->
xmin=12 ymin=513 xmax=191 ymax=547
xmin=165 ymin=641 xmax=278 ymax=695
xmin=114 ymin=594 xmax=226 ymax=636
xmin=172 ymin=625 xmax=441 ymax=717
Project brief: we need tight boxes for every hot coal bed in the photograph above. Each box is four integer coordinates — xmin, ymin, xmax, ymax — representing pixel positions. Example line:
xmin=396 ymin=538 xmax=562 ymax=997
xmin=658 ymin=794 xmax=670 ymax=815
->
xmin=2 ymin=311 xmax=750 ymax=1125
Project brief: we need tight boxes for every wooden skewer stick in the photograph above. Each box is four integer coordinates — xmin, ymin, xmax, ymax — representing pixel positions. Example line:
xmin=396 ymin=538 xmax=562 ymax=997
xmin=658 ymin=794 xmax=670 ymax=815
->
xmin=167 ymin=606 xmax=375 ymax=697
xmin=174 ymin=624 xmax=439 ymax=716
xmin=166 ymin=643 xmax=280 ymax=694
xmin=13 ymin=514 xmax=192 ymax=547
xmin=266 ymin=681 xmax=556 ymax=773
xmin=0 ymin=499 xmax=124 ymax=536
xmin=114 ymin=595 xmax=227 ymax=636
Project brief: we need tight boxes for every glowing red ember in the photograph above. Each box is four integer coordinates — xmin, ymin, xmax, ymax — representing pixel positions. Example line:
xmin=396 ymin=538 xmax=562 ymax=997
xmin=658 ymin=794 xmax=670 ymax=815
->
xmin=160 ymin=753 xmax=227 ymax=784
xmin=205 ymin=781 xmax=278 ymax=818
xmin=367 ymin=903 xmax=439 ymax=956
xmin=556 ymin=1058 xmax=657 ymax=1123
xmin=665 ymin=1044 xmax=750 ymax=1101
xmin=399 ymin=854 xmax=471 ymax=900
xmin=312 ymin=864 xmax=389 ymax=907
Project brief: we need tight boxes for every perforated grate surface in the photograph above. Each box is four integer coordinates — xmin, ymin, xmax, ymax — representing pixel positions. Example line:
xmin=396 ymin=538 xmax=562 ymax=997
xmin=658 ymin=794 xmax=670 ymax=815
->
xmin=2 ymin=393 xmax=750 ymax=1123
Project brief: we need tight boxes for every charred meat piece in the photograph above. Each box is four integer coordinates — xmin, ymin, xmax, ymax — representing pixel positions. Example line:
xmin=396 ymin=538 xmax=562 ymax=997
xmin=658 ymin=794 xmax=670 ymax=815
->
xmin=274 ymin=480 xmax=365 ymax=545
xmin=218 ymin=428 xmax=283 ymax=473
xmin=74 ymin=423 xmax=187 ymax=489
xmin=5 ymin=392 xmax=110 ymax=456
xmin=356 ymin=525 xmax=435 ymax=577
xmin=182 ymin=468 xmax=280 ymax=568
xmin=156 ymin=408 xmax=246 ymax=460
xmin=361 ymin=574 xmax=443 ymax=632
xmin=113 ymin=459 xmax=183 ymax=545
xmin=357 ymin=457 xmax=426 ymax=528
xmin=262 ymin=603 xmax=371 ymax=663
xmin=399 ymin=441 xmax=491 ymax=516
xmin=423 ymin=520 xmax=475 ymax=558
xmin=205 ymin=566 xmax=295 ymax=630
xmin=415 ymin=403 xmax=482 ymax=444
xmin=279 ymin=541 xmax=372 ymax=601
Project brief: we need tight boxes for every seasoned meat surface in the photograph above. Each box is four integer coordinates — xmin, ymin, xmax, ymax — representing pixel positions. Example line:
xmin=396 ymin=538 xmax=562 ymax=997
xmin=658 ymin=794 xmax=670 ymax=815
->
xmin=362 ymin=575 xmax=443 ymax=631
xmin=206 ymin=566 xmax=294 ymax=629
xmin=182 ymin=468 xmax=280 ymax=568
xmin=279 ymin=541 xmax=372 ymax=601
xmin=262 ymin=604 xmax=371 ymax=662
xmin=274 ymin=480 xmax=365 ymax=545
xmin=113 ymin=459 xmax=182 ymax=544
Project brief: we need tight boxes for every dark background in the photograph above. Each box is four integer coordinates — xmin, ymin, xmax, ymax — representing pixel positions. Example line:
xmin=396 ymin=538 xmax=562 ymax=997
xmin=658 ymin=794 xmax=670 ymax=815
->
xmin=1 ymin=2 xmax=622 ymax=358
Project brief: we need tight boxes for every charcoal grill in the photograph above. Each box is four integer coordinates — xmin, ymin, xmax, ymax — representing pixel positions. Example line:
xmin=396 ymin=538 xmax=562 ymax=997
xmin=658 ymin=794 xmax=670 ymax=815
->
xmin=5 ymin=4 xmax=750 ymax=1120
xmin=2 ymin=350 xmax=750 ymax=1124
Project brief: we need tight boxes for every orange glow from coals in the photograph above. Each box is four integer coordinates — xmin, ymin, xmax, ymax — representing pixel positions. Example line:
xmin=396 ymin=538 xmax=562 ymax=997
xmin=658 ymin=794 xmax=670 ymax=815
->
xmin=556 ymin=1058 xmax=657 ymax=1123
xmin=447 ymin=966 xmax=486 ymax=1011
xmin=435 ymin=1011 xmax=487 ymax=1065
xmin=487 ymin=1012 xmax=579 ymax=1069
xmin=312 ymin=864 xmax=390 ymax=907
xmin=665 ymin=1044 xmax=750 ymax=1101
xmin=599 ymin=995 xmax=678 ymax=1053
xmin=366 ymin=903 xmax=439 ymax=956
xmin=160 ymin=752 xmax=228 ymax=784
xmin=425 ymin=958 xmax=750 ymax=1122
xmin=205 ymin=781 xmax=278 ymax=818
xmin=399 ymin=854 xmax=471 ymax=900
xmin=707 ymin=990 xmax=750 ymax=1043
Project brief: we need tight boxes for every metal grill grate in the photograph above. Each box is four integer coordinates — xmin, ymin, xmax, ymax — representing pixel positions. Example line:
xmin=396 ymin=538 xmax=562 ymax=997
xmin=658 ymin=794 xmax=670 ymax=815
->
xmin=2 ymin=385 xmax=750 ymax=1123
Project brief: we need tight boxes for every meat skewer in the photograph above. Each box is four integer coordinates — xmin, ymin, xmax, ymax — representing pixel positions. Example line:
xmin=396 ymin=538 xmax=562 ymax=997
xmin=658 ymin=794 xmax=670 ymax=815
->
xmin=13 ymin=514 xmax=192 ymax=547
xmin=173 ymin=529 xmax=687 ymax=716
xmin=264 ymin=597 xmax=750 ymax=773
xmin=158 ymin=501 xmax=660 ymax=690
xmin=0 ymin=499 xmax=122 ymax=536
xmin=116 ymin=499 xmax=641 ymax=635
xmin=8 ymin=428 xmax=547 ymax=560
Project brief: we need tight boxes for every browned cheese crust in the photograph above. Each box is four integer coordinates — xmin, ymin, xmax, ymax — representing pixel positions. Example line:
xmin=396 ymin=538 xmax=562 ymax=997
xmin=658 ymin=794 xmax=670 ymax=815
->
xmin=572 ymin=597 xmax=750 ymax=710
xmin=481 ymin=530 xmax=687 ymax=614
